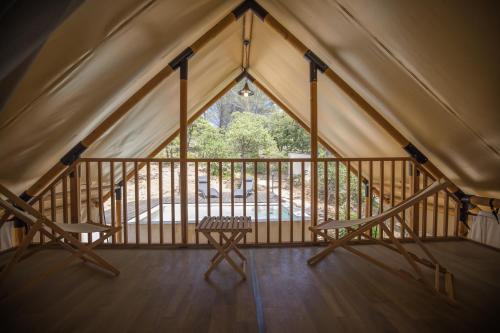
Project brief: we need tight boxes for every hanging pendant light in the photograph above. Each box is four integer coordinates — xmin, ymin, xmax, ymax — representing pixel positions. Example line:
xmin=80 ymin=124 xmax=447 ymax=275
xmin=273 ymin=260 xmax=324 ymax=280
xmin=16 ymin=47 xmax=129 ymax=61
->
xmin=238 ymin=81 xmax=254 ymax=97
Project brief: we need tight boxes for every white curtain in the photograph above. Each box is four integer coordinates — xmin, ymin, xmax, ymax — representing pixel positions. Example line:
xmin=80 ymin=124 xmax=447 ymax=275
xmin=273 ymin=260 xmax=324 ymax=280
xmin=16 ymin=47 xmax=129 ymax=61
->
xmin=469 ymin=211 xmax=500 ymax=248
xmin=0 ymin=221 xmax=13 ymax=251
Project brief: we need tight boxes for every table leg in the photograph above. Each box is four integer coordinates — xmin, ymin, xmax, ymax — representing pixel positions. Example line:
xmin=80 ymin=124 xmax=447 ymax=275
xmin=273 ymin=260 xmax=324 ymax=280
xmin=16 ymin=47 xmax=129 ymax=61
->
xmin=204 ymin=231 xmax=246 ymax=279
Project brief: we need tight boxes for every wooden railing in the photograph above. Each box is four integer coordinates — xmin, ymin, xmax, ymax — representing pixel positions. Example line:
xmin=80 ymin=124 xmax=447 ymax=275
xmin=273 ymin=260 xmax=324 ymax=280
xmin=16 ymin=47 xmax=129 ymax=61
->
xmin=27 ymin=157 xmax=461 ymax=246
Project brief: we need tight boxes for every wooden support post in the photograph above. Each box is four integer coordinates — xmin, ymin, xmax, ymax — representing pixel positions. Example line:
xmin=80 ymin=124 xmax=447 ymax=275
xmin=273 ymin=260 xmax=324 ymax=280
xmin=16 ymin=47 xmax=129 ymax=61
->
xmin=310 ymin=61 xmax=318 ymax=240
xmin=69 ymin=167 xmax=81 ymax=224
xmin=179 ymin=60 xmax=188 ymax=245
xmin=411 ymin=165 xmax=420 ymax=236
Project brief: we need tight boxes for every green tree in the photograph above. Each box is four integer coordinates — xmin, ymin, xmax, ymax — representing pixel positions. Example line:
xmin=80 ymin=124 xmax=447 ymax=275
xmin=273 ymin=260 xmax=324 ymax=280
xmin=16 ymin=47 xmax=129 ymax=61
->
xmin=267 ymin=111 xmax=310 ymax=153
xmin=226 ymin=112 xmax=277 ymax=158
xmin=189 ymin=118 xmax=231 ymax=158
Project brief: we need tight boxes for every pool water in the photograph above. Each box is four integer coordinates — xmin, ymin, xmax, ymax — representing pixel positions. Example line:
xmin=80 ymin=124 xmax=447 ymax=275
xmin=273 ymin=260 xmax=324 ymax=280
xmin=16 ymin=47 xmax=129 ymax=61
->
xmin=130 ymin=202 xmax=309 ymax=224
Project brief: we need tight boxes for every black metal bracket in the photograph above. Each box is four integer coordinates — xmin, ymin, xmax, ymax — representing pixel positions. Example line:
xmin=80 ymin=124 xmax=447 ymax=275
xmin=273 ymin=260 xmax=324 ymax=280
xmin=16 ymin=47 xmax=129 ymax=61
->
xmin=169 ymin=47 xmax=193 ymax=71
xmin=115 ymin=187 xmax=122 ymax=200
xmin=454 ymin=190 xmax=471 ymax=228
xmin=233 ymin=0 xmax=268 ymax=20
xmin=305 ymin=50 xmax=329 ymax=73
xmin=60 ymin=142 xmax=86 ymax=166
xmin=403 ymin=143 xmax=428 ymax=164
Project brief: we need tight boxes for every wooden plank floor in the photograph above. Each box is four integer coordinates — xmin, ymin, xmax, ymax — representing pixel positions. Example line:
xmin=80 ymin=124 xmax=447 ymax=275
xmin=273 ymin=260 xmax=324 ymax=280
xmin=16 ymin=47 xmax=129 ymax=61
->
xmin=1 ymin=241 xmax=499 ymax=332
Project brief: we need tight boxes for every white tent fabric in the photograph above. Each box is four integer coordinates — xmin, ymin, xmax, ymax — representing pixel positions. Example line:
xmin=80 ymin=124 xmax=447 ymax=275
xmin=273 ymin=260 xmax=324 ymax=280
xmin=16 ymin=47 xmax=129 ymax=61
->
xmin=0 ymin=0 xmax=499 ymax=200
xmin=469 ymin=211 xmax=500 ymax=249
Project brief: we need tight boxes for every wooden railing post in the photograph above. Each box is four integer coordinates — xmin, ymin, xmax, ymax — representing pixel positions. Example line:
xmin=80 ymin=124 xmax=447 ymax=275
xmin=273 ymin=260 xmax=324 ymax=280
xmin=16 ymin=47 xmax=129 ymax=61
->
xmin=179 ymin=59 xmax=188 ymax=245
xmin=115 ymin=186 xmax=123 ymax=244
xmin=309 ymin=61 xmax=319 ymax=241
xmin=411 ymin=164 xmax=420 ymax=236
xmin=69 ymin=165 xmax=81 ymax=224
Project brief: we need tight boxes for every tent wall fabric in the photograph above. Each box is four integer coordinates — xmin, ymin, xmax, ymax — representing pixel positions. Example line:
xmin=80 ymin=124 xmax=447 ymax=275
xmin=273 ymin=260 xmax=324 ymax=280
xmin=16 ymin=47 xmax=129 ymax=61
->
xmin=0 ymin=0 xmax=499 ymax=201
xmin=469 ymin=211 xmax=500 ymax=249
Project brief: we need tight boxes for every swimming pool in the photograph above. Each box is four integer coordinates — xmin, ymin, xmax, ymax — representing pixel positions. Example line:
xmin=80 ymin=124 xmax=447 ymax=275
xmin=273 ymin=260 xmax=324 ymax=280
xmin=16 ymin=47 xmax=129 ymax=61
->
xmin=130 ymin=202 xmax=309 ymax=224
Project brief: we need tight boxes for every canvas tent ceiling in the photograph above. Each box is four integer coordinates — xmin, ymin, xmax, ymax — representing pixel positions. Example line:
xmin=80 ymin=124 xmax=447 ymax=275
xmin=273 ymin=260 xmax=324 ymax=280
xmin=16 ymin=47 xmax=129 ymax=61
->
xmin=0 ymin=0 xmax=499 ymax=198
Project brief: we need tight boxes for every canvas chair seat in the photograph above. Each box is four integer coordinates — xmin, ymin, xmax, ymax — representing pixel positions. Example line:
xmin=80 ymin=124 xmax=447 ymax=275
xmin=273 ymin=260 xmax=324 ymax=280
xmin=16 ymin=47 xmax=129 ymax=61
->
xmin=54 ymin=222 xmax=110 ymax=234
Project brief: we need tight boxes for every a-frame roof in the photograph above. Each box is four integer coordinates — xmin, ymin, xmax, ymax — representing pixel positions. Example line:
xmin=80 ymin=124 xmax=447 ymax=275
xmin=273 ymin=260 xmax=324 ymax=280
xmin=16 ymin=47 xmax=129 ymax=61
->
xmin=0 ymin=0 xmax=499 ymax=198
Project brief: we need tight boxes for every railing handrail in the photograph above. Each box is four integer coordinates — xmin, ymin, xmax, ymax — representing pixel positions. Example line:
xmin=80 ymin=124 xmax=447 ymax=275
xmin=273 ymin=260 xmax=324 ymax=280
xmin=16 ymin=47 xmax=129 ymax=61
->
xmin=78 ymin=157 xmax=413 ymax=163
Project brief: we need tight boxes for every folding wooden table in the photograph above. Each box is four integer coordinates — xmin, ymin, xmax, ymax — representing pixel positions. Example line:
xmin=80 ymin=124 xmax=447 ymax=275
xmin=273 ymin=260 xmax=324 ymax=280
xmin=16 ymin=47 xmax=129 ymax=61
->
xmin=196 ymin=216 xmax=252 ymax=280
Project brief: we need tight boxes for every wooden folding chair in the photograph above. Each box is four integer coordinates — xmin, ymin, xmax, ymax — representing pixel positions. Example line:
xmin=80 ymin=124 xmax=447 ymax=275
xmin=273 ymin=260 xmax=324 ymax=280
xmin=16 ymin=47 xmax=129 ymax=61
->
xmin=308 ymin=178 xmax=457 ymax=304
xmin=0 ymin=184 xmax=120 ymax=296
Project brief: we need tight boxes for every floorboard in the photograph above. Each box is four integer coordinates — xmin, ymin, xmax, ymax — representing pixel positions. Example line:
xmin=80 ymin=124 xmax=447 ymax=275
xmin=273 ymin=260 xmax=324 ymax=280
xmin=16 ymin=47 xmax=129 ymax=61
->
xmin=1 ymin=241 xmax=499 ymax=332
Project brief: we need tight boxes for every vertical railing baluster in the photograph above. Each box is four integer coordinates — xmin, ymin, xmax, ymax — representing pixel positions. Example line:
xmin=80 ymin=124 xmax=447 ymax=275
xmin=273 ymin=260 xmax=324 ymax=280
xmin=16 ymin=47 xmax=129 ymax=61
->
xmin=290 ymin=161 xmax=294 ymax=243
xmin=219 ymin=161 xmax=223 ymax=219
xmin=368 ymin=160 xmax=373 ymax=237
xmin=266 ymin=161 xmax=270 ymax=244
xmin=50 ymin=186 xmax=56 ymax=236
xmin=454 ymin=200 xmax=459 ymax=237
xmin=379 ymin=161 xmax=384 ymax=240
xmin=443 ymin=192 xmax=449 ymax=238
xmin=38 ymin=196 xmax=44 ymax=244
xmin=401 ymin=160 xmax=406 ymax=239
xmin=346 ymin=161 xmax=351 ymax=223
xmin=243 ymin=161 xmax=247 ymax=244
xmin=357 ymin=160 xmax=362 ymax=241
xmin=171 ymin=161 xmax=176 ymax=244
xmin=110 ymin=161 xmax=116 ymax=244
xmin=134 ymin=161 xmax=140 ymax=244
xmin=433 ymin=191 xmax=438 ymax=237
xmin=390 ymin=160 xmax=395 ymax=235
xmin=194 ymin=161 xmax=198 ymax=245
xmin=159 ymin=162 xmax=164 ymax=244
xmin=411 ymin=163 xmax=420 ymax=238
xmin=278 ymin=161 xmax=282 ymax=244
xmin=301 ymin=161 xmax=305 ymax=242
xmin=122 ymin=161 xmax=128 ymax=245
xmin=254 ymin=161 xmax=259 ymax=244
xmin=97 ymin=162 xmax=103 ymax=225
xmin=422 ymin=172 xmax=428 ymax=239
xmin=63 ymin=174 xmax=68 ymax=224
xmin=231 ymin=162 xmax=234 ymax=218
xmin=86 ymin=161 xmax=91 ymax=242
xmin=335 ymin=160 xmax=339 ymax=240
xmin=324 ymin=161 xmax=328 ymax=223
xmin=146 ymin=161 xmax=151 ymax=244
xmin=207 ymin=162 xmax=211 ymax=219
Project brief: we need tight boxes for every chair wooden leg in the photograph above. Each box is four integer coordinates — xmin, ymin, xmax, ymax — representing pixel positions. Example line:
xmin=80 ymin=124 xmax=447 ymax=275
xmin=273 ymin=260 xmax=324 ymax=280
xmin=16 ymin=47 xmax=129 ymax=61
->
xmin=46 ymin=222 xmax=120 ymax=275
xmin=307 ymin=229 xmax=346 ymax=265
xmin=380 ymin=224 xmax=427 ymax=281
xmin=0 ymin=222 xmax=42 ymax=285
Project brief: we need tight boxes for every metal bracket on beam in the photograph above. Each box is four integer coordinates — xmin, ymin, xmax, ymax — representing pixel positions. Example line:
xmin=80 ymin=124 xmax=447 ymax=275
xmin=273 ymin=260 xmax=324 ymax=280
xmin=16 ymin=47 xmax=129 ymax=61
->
xmin=115 ymin=187 xmax=122 ymax=200
xmin=60 ymin=142 xmax=87 ymax=166
xmin=305 ymin=50 xmax=328 ymax=73
xmin=403 ymin=143 xmax=428 ymax=164
xmin=454 ymin=190 xmax=471 ymax=228
xmin=232 ymin=0 xmax=268 ymax=20
xmin=169 ymin=47 xmax=194 ymax=71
